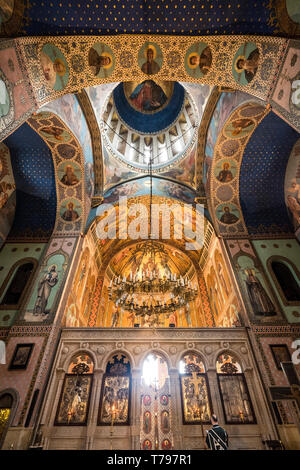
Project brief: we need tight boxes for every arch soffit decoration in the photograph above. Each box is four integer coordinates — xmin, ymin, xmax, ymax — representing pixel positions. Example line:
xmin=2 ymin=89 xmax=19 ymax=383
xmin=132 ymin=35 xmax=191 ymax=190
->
xmin=26 ymin=112 xmax=87 ymax=235
xmin=208 ymin=101 xmax=269 ymax=237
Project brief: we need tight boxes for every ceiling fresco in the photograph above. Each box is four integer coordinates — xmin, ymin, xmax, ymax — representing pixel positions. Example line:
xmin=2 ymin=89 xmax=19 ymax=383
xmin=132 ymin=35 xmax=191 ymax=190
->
xmin=1 ymin=1 xmax=298 ymax=37
xmin=3 ymin=122 xmax=57 ymax=240
xmin=240 ymin=111 xmax=300 ymax=235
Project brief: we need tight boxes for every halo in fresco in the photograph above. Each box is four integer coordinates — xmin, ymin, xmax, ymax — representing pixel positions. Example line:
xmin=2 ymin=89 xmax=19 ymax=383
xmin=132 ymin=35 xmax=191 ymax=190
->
xmin=216 ymin=203 xmax=240 ymax=225
xmin=40 ymin=125 xmax=72 ymax=143
xmin=290 ymin=71 xmax=300 ymax=115
xmin=138 ymin=42 xmax=163 ymax=76
xmin=57 ymin=161 xmax=81 ymax=187
xmin=88 ymin=42 xmax=115 ymax=78
xmin=214 ymin=159 xmax=237 ymax=183
xmin=41 ymin=44 xmax=69 ymax=91
xmin=232 ymin=42 xmax=260 ymax=85
xmin=0 ymin=78 xmax=10 ymax=118
xmin=185 ymin=42 xmax=212 ymax=78
xmin=224 ymin=118 xmax=255 ymax=139
xmin=60 ymin=198 xmax=82 ymax=222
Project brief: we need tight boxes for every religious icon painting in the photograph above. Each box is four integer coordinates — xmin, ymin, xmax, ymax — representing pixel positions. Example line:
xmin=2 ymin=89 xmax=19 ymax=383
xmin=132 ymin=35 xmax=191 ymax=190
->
xmin=180 ymin=374 xmax=211 ymax=424
xmin=142 ymin=439 xmax=152 ymax=450
xmin=60 ymin=198 xmax=82 ymax=222
xmin=214 ymin=159 xmax=237 ymax=183
xmin=143 ymin=395 xmax=151 ymax=406
xmin=185 ymin=42 xmax=212 ymax=79
xmin=232 ymin=42 xmax=260 ymax=85
xmin=126 ymin=80 xmax=171 ymax=114
xmin=88 ymin=42 xmax=115 ymax=78
xmin=40 ymin=44 xmax=69 ymax=91
xmin=216 ymin=203 xmax=240 ymax=225
xmin=161 ymin=410 xmax=170 ymax=433
xmin=98 ymin=375 xmax=130 ymax=425
xmin=9 ymin=343 xmax=34 ymax=370
xmin=55 ymin=374 xmax=93 ymax=425
xmin=161 ymin=439 xmax=172 ymax=450
xmin=138 ymin=42 xmax=163 ymax=76
xmin=160 ymin=394 xmax=169 ymax=406
xmin=224 ymin=118 xmax=255 ymax=139
xmin=270 ymin=344 xmax=292 ymax=370
xmin=57 ymin=161 xmax=81 ymax=187
xmin=39 ymin=126 xmax=71 ymax=144
xmin=143 ymin=411 xmax=151 ymax=434
xmin=24 ymin=253 xmax=67 ymax=322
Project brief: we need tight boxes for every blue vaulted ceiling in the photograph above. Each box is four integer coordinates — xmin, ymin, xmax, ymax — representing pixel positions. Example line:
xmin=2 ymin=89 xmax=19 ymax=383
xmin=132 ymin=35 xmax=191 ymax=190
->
xmin=4 ymin=123 xmax=57 ymax=240
xmin=240 ymin=112 xmax=299 ymax=235
xmin=18 ymin=1 xmax=281 ymax=36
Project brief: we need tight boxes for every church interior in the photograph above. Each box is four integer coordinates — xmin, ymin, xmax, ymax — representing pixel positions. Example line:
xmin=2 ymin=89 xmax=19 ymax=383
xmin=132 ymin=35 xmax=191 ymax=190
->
xmin=0 ymin=0 xmax=300 ymax=451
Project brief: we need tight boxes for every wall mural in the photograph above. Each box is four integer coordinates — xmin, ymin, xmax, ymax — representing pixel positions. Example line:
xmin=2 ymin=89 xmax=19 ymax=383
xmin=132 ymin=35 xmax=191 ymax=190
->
xmin=203 ymin=235 xmax=241 ymax=327
xmin=138 ymin=42 xmax=163 ymax=77
xmin=232 ymin=42 xmax=260 ymax=85
xmin=0 ymin=143 xmax=16 ymax=248
xmin=23 ymin=252 xmax=68 ymax=322
xmin=88 ymin=42 xmax=115 ymax=78
xmin=209 ymin=101 xmax=267 ymax=236
xmin=226 ymin=239 xmax=282 ymax=321
xmin=63 ymin=232 xmax=98 ymax=328
xmin=284 ymin=138 xmax=300 ymax=232
xmin=41 ymin=44 xmax=69 ymax=91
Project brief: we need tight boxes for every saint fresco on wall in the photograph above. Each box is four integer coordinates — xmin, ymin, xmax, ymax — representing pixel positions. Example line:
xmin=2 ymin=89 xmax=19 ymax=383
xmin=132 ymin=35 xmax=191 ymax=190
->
xmin=138 ymin=42 xmax=163 ymax=76
xmin=41 ymin=44 xmax=69 ymax=91
xmin=185 ymin=42 xmax=212 ymax=78
xmin=88 ymin=42 xmax=115 ymax=78
xmin=232 ymin=42 xmax=260 ymax=85
xmin=284 ymin=138 xmax=300 ymax=231
xmin=24 ymin=253 xmax=67 ymax=322
xmin=236 ymin=255 xmax=277 ymax=317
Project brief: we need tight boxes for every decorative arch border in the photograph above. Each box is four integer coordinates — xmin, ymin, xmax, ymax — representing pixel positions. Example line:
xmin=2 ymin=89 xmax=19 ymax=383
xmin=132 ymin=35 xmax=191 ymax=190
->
xmin=27 ymin=112 xmax=87 ymax=235
xmin=266 ymin=255 xmax=300 ymax=307
xmin=209 ymin=101 xmax=270 ymax=237
xmin=176 ymin=348 xmax=208 ymax=372
xmin=61 ymin=348 xmax=98 ymax=373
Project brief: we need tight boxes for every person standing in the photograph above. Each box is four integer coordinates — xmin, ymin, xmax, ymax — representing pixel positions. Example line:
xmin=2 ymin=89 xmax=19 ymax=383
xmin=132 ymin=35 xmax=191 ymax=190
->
xmin=206 ymin=414 xmax=228 ymax=450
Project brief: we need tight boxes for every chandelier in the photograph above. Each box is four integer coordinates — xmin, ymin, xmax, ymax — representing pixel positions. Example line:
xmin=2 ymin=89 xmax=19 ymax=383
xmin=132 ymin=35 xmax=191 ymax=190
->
xmin=108 ymin=241 xmax=198 ymax=317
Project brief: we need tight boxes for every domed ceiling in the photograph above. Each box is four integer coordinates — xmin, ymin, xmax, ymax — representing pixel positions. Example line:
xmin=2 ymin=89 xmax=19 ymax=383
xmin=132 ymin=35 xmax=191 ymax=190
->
xmin=101 ymin=81 xmax=198 ymax=171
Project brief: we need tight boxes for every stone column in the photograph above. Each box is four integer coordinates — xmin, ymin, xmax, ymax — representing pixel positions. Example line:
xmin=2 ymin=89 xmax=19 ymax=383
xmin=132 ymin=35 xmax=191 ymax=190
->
xmin=206 ymin=368 xmax=224 ymax=424
xmin=43 ymin=368 xmax=65 ymax=449
xmin=168 ymin=367 xmax=183 ymax=450
xmin=131 ymin=368 xmax=142 ymax=450
xmin=85 ymin=368 xmax=105 ymax=450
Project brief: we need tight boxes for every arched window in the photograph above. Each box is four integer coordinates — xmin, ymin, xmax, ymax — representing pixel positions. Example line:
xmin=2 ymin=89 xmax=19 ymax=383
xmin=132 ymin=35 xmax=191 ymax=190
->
xmin=98 ymin=353 xmax=131 ymax=426
xmin=0 ymin=394 xmax=13 ymax=444
xmin=0 ymin=261 xmax=35 ymax=307
xmin=271 ymin=261 xmax=300 ymax=302
xmin=216 ymin=353 xmax=255 ymax=424
xmin=179 ymin=353 xmax=211 ymax=424
xmin=140 ymin=353 xmax=172 ymax=450
xmin=55 ymin=353 xmax=94 ymax=425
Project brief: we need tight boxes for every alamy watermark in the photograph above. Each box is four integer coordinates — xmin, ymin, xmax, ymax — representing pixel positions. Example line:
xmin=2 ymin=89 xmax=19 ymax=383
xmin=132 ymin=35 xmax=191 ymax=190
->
xmin=96 ymin=197 xmax=204 ymax=251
